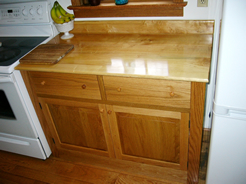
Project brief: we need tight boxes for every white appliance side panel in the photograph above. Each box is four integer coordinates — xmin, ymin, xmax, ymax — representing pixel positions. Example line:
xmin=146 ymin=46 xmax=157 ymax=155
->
xmin=13 ymin=70 xmax=51 ymax=158
xmin=206 ymin=114 xmax=246 ymax=184
xmin=0 ymin=133 xmax=46 ymax=159
xmin=214 ymin=0 xmax=246 ymax=111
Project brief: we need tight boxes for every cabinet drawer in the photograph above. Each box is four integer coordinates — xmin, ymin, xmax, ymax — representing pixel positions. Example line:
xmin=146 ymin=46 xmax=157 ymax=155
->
xmin=29 ymin=72 xmax=101 ymax=100
xmin=103 ymin=76 xmax=191 ymax=109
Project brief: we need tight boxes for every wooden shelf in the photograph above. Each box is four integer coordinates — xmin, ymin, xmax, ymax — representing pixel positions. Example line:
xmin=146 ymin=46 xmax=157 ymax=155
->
xmin=68 ymin=0 xmax=187 ymax=18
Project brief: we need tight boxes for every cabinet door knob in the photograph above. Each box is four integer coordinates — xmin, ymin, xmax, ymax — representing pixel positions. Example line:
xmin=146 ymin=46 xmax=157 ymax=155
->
xmin=117 ymin=87 xmax=121 ymax=92
xmin=41 ymin=81 xmax=45 ymax=85
xmin=170 ymin=92 xmax=175 ymax=97
xmin=107 ymin=110 xmax=112 ymax=114
xmin=82 ymin=84 xmax=86 ymax=89
xmin=100 ymin=109 xmax=104 ymax=113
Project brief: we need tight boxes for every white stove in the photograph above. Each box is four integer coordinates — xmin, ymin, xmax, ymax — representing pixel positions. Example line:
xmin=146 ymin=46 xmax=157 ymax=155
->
xmin=0 ymin=36 xmax=48 ymax=73
xmin=0 ymin=0 xmax=57 ymax=73
xmin=0 ymin=0 xmax=57 ymax=159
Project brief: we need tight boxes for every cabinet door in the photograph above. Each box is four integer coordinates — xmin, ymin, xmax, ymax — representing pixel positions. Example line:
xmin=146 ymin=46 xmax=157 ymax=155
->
xmin=107 ymin=105 xmax=189 ymax=170
xmin=39 ymin=98 xmax=115 ymax=158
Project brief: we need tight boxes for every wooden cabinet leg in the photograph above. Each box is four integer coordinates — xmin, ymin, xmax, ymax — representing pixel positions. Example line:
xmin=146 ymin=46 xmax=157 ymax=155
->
xmin=188 ymin=82 xmax=206 ymax=183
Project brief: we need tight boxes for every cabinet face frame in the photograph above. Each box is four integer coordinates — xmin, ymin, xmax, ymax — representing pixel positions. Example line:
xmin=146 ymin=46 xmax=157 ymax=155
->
xmin=39 ymin=98 xmax=115 ymax=158
xmin=106 ymin=105 xmax=189 ymax=170
xmin=21 ymin=70 xmax=206 ymax=183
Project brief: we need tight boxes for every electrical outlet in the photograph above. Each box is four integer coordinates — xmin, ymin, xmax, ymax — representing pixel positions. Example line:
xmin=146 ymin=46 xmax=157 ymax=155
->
xmin=197 ymin=0 xmax=208 ymax=7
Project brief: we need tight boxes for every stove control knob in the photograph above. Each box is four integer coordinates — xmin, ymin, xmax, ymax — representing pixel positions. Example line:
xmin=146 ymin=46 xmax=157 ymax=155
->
xmin=29 ymin=8 xmax=35 ymax=16
xmin=22 ymin=9 xmax=28 ymax=16
xmin=37 ymin=7 xmax=43 ymax=15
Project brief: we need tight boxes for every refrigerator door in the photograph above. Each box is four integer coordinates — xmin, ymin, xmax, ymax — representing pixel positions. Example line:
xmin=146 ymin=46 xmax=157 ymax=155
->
xmin=207 ymin=0 xmax=246 ymax=183
xmin=214 ymin=0 xmax=246 ymax=112
xmin=206 ymin=113 xmax=246 ymax=184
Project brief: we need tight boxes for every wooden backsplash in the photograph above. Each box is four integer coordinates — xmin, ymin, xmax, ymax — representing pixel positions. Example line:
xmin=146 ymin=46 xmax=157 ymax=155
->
xmin=70 ymin=20 xmax=214 ymax=35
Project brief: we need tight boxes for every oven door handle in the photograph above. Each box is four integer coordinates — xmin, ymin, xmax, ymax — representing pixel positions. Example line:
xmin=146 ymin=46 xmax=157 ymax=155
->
xmin=0 ymin=76 xmax=13 ymax=83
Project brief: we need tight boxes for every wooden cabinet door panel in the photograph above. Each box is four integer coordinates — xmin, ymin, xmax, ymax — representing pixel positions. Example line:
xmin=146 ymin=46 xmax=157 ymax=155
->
xmin=39 ymin=98 xmax=115 ymax=158
xmin=49 ymin=104 xmax=106 ymax=149
xmin=107 ymin=105 xmax=189 ymax=170
xmin=118 ymin=113 xmax=180 ymax=163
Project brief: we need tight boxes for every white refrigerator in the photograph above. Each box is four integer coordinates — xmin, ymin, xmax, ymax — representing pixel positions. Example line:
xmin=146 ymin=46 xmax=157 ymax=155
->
xmin=206 ymin=0 xmax=246 ymax=183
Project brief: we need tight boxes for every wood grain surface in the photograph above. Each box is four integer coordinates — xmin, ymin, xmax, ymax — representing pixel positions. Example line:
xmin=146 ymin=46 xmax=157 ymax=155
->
xmin=69 ymin=3 xmax=186 ymax=18
xmin=20 ymin=44 xmax=74 ymax=64
xmin=0 ymin=150 xmax=187 ymax=183
xmin=106 ymin=105 xmax=189 ymax=170
xmin=39 ymin=98 xmax=114 ymax=158
xmin=15 ymin=20 xmax=213 ymax=184
xmin=103 ymin=76 xmax=191 ymax=109
xmin=29 ymin=71 xmax=101 ymax=100
xmin=188 ymin=82 xmax=206 ymax=183
xmin=70 ymin=20 xmax=214 ymax=35
xmin=15 ymin=20 xmax=214 ymax=83
xmin=69 ymin=0 xmax=186 ymax=18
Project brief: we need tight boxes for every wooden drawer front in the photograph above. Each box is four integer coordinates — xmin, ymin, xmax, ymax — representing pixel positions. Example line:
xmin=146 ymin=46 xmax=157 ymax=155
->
xmin=103 ymin=76 xmax=191 ymax=109
xmin=29 ymin=72 xmax=101 ymax=100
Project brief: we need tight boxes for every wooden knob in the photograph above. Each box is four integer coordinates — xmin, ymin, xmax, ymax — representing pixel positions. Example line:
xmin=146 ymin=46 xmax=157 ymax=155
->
xmin=107 ymin=110 xmax=112 ymax=114
xmin=170 ymin=92 xmax=175 ymax=97
xmin=100 ymin=109 xmax=104 ymax=113
xmin=117 ymin=87 xmax=121 ymax=92
xmin=82 ymin=84 xmax=86 ymax=89
xmin=41 ymin=81 xmax=45 ymax=85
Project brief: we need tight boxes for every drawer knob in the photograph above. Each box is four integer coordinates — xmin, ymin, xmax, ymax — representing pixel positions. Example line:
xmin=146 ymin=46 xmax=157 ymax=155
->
xmin=170 ymin=92 xmax=175 ymax=97
xmin=107 ymin=110 xmax=112 ymax=114
xmin=41 ymin=81 xmax=45 ymax=85
xmin=100 ymin=109 xmax=104 ymax=113
xmin=82 ymin=84 xmax=86 ymax=89
xmin=117 ymin=87 xmax=121 ymax=92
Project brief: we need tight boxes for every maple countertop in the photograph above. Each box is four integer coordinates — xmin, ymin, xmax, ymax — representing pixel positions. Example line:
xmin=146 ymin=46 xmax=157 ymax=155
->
xmin=15 ymin=20 xmax=214 ymax=83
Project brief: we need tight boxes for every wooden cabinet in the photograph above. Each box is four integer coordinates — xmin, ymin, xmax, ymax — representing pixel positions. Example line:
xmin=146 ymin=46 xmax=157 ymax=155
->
xmin=27 ymin=71 xmax=114 ymax=157
xmin=103 ymin=76 xmax=190 ymax=170
xmin=28 ymin=72 xmax=190 ymax=169
xmin=16 ymin=20 xmax=213 ymax=182
xmin=31 ymin=71 xmax=190 ymax=170
xmin=21 ymin=70 xmax=206 ymax=183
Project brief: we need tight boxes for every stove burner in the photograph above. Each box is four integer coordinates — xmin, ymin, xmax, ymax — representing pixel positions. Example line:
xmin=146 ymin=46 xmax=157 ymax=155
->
xmin=0 ymin=36 xmax=48 ymax=69
xmin=2 ymin=39 xmax=17 ymax=46
xmin=0 ymin=48 xmax=21 ymax=63
xmin=19 ymin=38 xmax=38 ymax=47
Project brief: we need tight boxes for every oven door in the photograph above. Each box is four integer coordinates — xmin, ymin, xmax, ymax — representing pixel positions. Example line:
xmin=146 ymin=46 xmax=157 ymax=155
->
xmin=0 ymin=73 xmax=38 ymax=138
xmin=0 ymin=72 xmax=51 ymax=159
